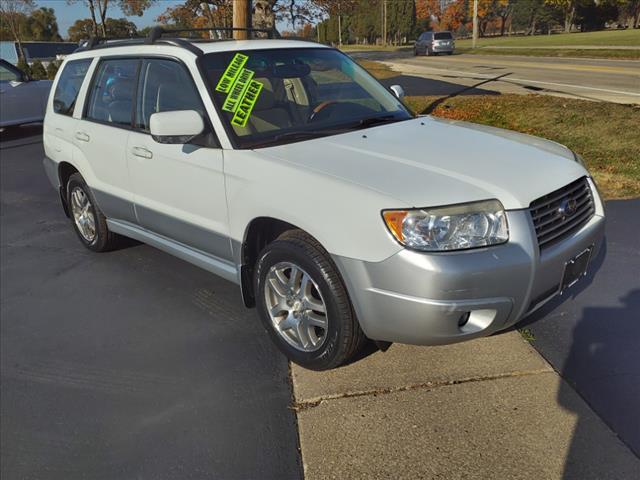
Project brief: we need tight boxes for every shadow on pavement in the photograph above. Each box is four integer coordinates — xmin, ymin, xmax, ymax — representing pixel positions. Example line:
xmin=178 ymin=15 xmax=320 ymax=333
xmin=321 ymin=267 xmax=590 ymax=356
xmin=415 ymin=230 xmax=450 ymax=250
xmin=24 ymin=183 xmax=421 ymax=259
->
xmin=378 ymin=73 xmax=501 ymax=98
xmin=557 ymin=289 xmax=640 ymax=478
xmin=518 ymin=199 xmax=640 ymax=467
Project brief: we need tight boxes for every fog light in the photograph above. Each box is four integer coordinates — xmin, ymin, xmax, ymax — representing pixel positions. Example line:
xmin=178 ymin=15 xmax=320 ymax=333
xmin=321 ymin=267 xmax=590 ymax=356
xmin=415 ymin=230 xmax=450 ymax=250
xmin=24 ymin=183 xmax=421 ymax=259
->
xmin=458 ymin=312 xmax=470 ymax=327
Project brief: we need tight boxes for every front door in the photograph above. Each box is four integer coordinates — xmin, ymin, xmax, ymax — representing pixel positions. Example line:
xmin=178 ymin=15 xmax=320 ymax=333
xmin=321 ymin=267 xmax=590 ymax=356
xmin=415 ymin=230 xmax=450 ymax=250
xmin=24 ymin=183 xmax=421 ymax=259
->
xmin=126 ymin=58 xmax=231 ymax=261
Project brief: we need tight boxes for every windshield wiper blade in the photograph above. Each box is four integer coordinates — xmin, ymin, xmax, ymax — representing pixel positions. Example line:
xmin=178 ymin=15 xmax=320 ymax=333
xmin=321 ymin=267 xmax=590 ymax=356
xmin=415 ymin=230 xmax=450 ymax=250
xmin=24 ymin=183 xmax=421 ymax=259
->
xmin=249 ymin=129 xmax=342 ymax=148
xmin=356 ymin=114 xmax=399 ymax=128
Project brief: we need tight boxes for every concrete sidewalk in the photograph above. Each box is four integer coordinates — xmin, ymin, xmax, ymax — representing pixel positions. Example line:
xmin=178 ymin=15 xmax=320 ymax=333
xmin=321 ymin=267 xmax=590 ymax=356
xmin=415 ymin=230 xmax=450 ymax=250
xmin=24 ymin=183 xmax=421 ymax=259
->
xmin=292 ymin=332 xmax=639 ymax=479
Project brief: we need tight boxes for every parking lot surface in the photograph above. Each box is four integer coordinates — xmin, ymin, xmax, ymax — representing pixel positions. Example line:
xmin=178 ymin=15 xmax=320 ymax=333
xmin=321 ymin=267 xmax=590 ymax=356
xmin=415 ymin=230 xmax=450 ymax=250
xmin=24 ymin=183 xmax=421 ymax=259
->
xmin=524 ymin=198 xmax=640 ymax=457
xmin=1 ymin=129 xmax=301 ymax=479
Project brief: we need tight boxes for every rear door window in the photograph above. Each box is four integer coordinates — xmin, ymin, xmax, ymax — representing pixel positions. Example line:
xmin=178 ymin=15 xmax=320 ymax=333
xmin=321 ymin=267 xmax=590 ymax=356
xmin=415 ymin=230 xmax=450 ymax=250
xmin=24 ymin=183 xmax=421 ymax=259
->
xmin=85 ymin=58 xmax=138 ymax=127
xmin=434 ymin=32 xmax=453 ymax=40
xmin=52 ymin=59 xmax=92 ymax=116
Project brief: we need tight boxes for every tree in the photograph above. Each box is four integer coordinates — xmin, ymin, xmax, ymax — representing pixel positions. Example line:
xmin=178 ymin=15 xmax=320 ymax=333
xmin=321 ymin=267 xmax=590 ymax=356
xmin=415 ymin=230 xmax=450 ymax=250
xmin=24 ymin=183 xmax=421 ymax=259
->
xmin=46 ymin=59 xmax=61 ymax=80
xmin=68 ymin=16 xmax=137 ymax=41
xmin=253 ymin=0 xmax=277 ymax=33
xmin=0 ymin=0 xmax=35 ymax=60
xmin=104 ymin=17 xmax=137 ymax=37
xmin=16 ymin=56 xmax=31 ymax=77
xmin=545 ymin=0 xmax=579 ymax=32
xmin=68 ymin=18 xmax=97 ymax=41
xmin=620 ymin=0 xmax=640 ymax=28
xmin=156 ymin=0 xmax=235 ymax=36
xmin=276 ymin=0 xmax=316 ymax=30
xmin=67 ymin=0 xmax=156 ymax=38
xmin=441 ymin=0 xmax=469 ymax=32
xmin=30 ymin=59 xmax=47 ymax=79
xmin=21 ymin=7 xmax=62 ymax=41
xmin=387 ymin=0 xmax=416 ymax=43
xmin=311 ymin=0 xmax=358 ymax=45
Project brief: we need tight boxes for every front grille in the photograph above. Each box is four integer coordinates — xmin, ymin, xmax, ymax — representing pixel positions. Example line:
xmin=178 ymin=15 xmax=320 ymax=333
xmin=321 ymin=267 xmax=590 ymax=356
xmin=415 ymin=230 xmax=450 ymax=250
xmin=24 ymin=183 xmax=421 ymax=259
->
xmin=529 ymin=177 xmax=594 ymax=250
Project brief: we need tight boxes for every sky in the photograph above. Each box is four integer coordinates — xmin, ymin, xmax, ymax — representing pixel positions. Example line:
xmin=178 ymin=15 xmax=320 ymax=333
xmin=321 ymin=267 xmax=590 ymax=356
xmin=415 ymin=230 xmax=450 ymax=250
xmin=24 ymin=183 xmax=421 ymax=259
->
xmin=37 ymin=0 xmax=292 ymax=39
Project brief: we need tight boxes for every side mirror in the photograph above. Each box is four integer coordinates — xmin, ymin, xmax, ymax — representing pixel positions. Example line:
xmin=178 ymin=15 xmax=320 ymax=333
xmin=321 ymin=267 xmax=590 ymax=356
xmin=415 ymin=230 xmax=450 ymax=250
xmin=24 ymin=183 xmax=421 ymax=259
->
xmin=150 ymin=110 xmax=204 ymax=144
xmin=390 ymin=85 xmax=405 ymax=100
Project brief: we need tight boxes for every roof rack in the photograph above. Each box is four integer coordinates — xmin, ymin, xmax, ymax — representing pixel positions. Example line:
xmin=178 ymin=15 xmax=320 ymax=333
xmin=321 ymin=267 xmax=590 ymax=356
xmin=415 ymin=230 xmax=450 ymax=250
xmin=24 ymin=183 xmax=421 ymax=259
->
xmin=76 ymin=26 xmax=281 ymax=56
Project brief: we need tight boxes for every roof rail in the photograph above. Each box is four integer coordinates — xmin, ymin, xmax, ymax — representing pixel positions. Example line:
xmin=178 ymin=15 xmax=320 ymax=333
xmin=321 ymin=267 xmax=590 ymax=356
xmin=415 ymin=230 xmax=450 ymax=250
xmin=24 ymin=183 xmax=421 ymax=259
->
xmin=75 ymin=25 xmax=281 ymax=56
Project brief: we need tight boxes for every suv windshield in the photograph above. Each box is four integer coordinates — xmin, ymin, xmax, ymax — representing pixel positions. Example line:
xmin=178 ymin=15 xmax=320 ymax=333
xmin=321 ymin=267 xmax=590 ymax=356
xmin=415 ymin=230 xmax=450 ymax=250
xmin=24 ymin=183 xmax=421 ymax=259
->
xmin=200 ymin=48 xmax=412 ymax=148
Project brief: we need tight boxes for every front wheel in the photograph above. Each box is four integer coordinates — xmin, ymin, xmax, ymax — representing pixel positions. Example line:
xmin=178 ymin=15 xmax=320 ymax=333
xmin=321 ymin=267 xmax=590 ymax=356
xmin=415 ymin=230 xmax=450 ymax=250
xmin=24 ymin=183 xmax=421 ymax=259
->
xmin=255 ymin=230 xmax=366 ymax=370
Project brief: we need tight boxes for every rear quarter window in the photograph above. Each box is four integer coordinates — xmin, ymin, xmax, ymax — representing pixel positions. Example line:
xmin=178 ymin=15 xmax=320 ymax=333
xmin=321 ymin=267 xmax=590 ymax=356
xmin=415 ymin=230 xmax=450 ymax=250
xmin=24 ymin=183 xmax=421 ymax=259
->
xmin=52 ymin=59 xmax=92 ymax=116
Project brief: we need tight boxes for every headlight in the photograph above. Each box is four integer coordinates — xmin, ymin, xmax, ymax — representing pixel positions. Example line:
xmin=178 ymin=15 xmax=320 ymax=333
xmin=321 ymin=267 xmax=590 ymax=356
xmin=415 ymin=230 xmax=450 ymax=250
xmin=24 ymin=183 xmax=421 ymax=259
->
xmin=382 ymin=200 xmax=509 ymax=252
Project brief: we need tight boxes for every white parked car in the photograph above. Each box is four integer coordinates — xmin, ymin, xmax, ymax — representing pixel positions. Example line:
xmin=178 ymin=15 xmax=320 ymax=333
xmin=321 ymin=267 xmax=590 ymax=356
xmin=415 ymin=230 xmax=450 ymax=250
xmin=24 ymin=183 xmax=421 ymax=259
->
xmin=0 ymin=58 xmax=52 ymax=128
xmin=43 ymin=28 xmax=605 ymax=370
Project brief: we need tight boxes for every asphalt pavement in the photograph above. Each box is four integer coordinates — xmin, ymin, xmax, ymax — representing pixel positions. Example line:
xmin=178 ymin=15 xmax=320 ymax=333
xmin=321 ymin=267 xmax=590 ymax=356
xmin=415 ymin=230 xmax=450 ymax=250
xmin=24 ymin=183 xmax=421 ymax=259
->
xmin=0 ymin=128 xmax=302 ymax=479
xmin=522 ymin=198 xmax=640 ymax=458
xmin=351 ymin=51 xmax=640 ymax=104
xmin=1 ymin=126 xmax=639 ymax=478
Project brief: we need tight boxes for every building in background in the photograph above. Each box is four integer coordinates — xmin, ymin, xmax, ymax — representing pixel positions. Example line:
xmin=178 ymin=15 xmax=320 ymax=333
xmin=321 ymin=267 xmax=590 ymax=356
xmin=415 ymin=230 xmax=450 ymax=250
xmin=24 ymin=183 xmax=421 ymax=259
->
xmin=0 ymin=41 xmax=77 ymax=65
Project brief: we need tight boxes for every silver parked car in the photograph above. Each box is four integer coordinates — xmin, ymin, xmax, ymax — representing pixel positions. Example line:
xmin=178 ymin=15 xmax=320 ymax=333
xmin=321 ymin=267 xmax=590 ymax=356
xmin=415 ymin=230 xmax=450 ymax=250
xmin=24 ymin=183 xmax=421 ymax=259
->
xmin=415 ymin=31 xmax=455 ymax=56
xmin=0 ymin=58 xmax=52 ymax=128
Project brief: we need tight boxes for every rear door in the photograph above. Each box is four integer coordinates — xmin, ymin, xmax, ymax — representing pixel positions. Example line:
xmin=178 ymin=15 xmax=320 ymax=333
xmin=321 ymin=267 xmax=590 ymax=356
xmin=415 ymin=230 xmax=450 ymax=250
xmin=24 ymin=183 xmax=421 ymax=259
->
xmin=126 ymin=57 xmax=231 ymax=261
xmin=74 ymin=57 xmax=139 ymax=223
xmin=43 ymin=58 xmax=92 ymax=164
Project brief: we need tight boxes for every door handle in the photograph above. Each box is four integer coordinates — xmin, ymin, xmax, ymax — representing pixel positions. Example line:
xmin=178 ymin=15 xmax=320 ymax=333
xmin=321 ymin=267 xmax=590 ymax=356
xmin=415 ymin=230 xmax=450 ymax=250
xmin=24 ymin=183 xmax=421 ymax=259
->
xmin=75 ymin=131 xmax=90 ymax=142
xmin=131 ymin=146 xmax=153 ymax=159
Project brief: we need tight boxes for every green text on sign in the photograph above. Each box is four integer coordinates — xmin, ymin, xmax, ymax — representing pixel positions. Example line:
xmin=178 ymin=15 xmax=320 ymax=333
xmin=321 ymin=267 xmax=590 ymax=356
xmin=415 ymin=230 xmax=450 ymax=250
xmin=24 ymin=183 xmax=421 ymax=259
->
xmin=222 ymin=68 xmax=255 ymax=112
xmin=215 ymin=53 xmax=248 ymax=93
xmin=231 ymin=80 xmax=264 ymax=127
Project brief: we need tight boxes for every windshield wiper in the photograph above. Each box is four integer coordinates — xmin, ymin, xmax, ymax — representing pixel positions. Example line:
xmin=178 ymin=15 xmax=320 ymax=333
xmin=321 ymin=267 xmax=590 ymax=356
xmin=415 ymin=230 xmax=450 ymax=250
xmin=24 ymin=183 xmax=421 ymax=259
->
xmin=248 ymin=115 xmax=407 ymax=149
xmin=356 ymin=114 xmax=400 ymax=128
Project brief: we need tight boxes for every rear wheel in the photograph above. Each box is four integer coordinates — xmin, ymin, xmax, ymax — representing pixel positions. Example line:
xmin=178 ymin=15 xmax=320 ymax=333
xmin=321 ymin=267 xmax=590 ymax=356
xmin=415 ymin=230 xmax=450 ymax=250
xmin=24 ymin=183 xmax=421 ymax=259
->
xmin=67 ymin=173 xmax=119 ymax=252
xmin=255 ymin=230 xmax=366 ymax=370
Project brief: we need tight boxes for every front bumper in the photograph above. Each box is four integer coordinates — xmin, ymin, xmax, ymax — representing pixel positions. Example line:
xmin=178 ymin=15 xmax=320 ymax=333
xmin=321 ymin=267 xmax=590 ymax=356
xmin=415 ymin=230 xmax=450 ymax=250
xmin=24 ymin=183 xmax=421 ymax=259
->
xmin=333 ymin=186 xmax=605 ymax=345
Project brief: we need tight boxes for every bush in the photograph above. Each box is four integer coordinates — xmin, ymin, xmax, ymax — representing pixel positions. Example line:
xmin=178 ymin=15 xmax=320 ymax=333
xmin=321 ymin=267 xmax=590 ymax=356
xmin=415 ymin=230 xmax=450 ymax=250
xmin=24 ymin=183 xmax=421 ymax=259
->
xmin=16 ymin=57 xmax=31 ymax=78
xmin=30 ymin=60 xmax=47 ymax=80
xmin=46 ymin=60 xmax=60 ymax=80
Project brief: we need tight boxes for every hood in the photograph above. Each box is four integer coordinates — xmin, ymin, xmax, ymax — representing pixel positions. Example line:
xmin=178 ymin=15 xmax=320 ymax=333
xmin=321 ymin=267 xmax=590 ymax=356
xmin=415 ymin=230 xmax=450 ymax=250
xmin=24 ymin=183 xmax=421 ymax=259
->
xmin=259 ymin=117 xmax=587 ymax=210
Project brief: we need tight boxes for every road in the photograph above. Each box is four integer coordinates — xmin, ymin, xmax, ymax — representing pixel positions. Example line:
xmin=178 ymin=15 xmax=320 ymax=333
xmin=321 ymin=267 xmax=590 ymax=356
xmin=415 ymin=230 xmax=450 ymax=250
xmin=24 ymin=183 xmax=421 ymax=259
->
xmin=351 ymin=51 xmax=640 ymax=104
xmin=0 ymin=128 xmax=302 ymax=479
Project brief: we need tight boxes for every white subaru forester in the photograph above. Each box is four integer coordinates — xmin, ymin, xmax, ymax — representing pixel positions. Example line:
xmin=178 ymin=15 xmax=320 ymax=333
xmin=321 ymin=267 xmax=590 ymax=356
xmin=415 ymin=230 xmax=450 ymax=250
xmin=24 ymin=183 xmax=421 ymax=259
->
xmin=43 ymin=28 xmax=605 ymax=370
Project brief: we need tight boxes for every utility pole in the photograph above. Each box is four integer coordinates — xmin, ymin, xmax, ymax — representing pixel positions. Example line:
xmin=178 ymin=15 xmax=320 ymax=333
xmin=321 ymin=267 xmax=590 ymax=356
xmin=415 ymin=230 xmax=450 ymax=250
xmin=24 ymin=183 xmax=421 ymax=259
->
xmin=472 ymin=0 xmax=479 ymax=49
xmin=233 ymin=0 xmax=250 ymax=40
xmin=338 ymin=12 xmax=342 ymax=47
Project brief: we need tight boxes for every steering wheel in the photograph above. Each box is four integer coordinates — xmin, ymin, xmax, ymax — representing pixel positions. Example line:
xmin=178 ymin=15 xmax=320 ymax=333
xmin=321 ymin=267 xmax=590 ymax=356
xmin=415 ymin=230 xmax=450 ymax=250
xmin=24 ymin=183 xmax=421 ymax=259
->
xmin=308 ymin=101 xmax=339 ymax=122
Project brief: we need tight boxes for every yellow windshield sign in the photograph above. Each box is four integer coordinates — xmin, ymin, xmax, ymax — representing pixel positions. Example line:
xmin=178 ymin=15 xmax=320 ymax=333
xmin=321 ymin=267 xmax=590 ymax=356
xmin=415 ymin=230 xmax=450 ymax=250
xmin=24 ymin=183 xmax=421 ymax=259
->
xmin=215 ymin=53 xmax=248 ymax=93
xmin=222 ymin=67 xmax=254 ymax=112
xmin=231 ymin=80 xmax=264 ymax=127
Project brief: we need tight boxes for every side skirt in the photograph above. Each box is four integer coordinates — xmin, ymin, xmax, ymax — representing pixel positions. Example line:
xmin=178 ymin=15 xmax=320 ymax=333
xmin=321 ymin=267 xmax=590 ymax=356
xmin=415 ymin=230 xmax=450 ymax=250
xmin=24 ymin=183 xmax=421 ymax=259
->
xmin=107 ymin=219 xmax=240 ymax=285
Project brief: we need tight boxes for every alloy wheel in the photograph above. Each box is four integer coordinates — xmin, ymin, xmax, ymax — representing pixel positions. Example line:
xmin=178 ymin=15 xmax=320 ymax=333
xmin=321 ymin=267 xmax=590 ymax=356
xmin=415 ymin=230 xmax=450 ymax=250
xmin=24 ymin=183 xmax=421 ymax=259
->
xmin=264 ymin=262 xmax=328 ymax=352
xmin=70 ymin=186 xmax=96 ymax=243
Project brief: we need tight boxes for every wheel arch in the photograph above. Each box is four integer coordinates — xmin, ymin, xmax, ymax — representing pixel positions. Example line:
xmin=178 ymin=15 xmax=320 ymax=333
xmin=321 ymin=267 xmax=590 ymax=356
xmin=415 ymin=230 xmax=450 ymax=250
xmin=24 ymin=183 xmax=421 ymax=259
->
xmin=57 ymin=161 xmax=79 ymax=218
xmin=238 ymin=216 xmax=322 ymax=308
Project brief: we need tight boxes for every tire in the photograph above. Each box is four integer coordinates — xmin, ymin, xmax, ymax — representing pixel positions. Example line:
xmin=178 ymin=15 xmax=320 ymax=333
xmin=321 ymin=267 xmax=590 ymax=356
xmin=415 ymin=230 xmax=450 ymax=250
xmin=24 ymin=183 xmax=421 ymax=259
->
xmin=255 ymin=230 xmax=366 ymax=370
xmin=447 ymin=51 xmax=454 ymax=55
xmin=425 ymin=47 xmax=430 ymax=56
xmin=67 ymin=173 xmax=119 ymax=252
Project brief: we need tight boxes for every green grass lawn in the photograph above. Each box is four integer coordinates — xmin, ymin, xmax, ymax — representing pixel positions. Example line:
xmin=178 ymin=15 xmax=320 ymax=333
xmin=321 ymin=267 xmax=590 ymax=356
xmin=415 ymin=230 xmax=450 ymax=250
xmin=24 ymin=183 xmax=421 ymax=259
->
xmin=455 ymin=29 xmax=640 ymax=48
xmin=357 ymin=60 xmax=640 ymax=199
